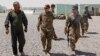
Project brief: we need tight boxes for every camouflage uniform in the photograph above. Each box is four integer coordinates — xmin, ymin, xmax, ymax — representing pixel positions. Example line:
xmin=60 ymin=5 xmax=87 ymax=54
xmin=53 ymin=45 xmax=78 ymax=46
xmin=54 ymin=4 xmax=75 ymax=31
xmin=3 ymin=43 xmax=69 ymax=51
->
xmin=5 ymin=10 xmax=28 ymax=55
xmin=65 ymin=13 xmax=82 ymax=51
xmin=51 ymin=9 xmax=55 ymax=13
xmin=51 ymin=4 xmax=55 ymax=13
xmin=50 ymin=7 xmax=58 ymax=39
xmin=81 ymin=6 xmax=92 ymax=35
xmin=37 ymin=11 xmax=65 ymax=53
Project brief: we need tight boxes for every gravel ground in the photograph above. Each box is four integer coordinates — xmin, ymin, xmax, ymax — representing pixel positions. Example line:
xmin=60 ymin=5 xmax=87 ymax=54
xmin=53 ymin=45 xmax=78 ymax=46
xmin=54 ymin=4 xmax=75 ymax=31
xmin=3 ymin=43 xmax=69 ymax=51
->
xmin=0 ymin=13 xmax=100 ymax=56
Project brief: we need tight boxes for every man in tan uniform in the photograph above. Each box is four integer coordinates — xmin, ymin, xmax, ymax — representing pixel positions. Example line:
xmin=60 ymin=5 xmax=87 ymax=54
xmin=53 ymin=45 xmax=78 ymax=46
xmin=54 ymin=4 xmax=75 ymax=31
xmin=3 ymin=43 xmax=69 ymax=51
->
xmin=37 ymin=4 xmax=65 ymax=54
xmin=50 ymin=4 xmax=58 ymax=40
xmin=65 ymin=5 xmax=82 ymax=54
xmin=81 ymin=5 xmax=92 ymax=36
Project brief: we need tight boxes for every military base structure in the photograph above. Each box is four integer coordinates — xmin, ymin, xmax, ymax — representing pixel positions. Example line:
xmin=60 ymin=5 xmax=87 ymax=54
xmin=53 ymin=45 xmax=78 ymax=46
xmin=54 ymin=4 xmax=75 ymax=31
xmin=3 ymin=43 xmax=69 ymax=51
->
xmin=0 ymin=4 xmax=100 ymax=16
xmin=55 ymin=4 xmax=100 ymax=16
xmin=22 ymin=4 xmax=100 ymax=16
xmin=0 ymin=5 xmax=6 ymax=13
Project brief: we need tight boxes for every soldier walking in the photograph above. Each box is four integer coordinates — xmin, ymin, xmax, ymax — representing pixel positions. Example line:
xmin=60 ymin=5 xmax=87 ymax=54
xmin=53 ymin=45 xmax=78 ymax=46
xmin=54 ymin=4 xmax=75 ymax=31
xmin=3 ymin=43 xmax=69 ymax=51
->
xmin=37 ymin=4 xmax=65 ymax=54
xmin=81 ymin=5 xmax=92 ymax=36
xmin=65 ymin=5 xmax=82 ymax=55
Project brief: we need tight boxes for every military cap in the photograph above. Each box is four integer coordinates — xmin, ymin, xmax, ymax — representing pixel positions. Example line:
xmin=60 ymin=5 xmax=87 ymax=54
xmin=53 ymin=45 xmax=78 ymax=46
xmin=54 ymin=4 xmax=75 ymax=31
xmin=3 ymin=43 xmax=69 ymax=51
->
xmin=85 ymin=5 xmax=88 ymax=8
xmin=72 ymin=5 xmax=78 ymax=10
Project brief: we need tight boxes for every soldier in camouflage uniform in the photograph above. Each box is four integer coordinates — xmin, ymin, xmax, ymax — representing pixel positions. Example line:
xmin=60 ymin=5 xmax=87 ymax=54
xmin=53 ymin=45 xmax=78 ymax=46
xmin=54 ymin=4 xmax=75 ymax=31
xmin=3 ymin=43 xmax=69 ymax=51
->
xmin=5 ymin=1 xmax=28 ymax=56
xmin=37 ymin=4 xmax=65 ymax=54
xmin=50 ymin=4 xmax=55 ymax=13
xmin=65 ymin=5 xmax=82 ymax=53
xmin=81 ymin=5 xmax=92 ymax=36
xmin=50 ymin=4 xmax=58 ymax=40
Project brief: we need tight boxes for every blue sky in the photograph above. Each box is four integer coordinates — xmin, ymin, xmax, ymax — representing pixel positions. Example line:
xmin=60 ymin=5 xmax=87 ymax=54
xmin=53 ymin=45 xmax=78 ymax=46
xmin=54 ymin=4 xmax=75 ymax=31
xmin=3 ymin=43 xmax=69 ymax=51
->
xmin=0 ymin=0 xmax=100 ymax=9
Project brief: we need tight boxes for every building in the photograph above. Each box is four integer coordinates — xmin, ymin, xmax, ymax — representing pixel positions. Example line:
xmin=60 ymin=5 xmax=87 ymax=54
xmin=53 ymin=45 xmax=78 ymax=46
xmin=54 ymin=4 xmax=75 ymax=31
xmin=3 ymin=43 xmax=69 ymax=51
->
xmin=55 ymin=4 xmax=100 ymax=16
xmin=0 ymin=5 xmax=6 ymax=13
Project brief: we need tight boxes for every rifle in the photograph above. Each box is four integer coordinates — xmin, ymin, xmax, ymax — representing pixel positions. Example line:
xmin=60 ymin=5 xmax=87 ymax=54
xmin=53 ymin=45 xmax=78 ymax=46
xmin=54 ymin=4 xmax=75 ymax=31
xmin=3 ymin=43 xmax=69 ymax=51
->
xmin=65 ymin=21 xmax=72 ymax=47
xmin=64 ymin=27 xmax=70 ymax=47
xmin=67 ymin=30 xmax=70 ymax=47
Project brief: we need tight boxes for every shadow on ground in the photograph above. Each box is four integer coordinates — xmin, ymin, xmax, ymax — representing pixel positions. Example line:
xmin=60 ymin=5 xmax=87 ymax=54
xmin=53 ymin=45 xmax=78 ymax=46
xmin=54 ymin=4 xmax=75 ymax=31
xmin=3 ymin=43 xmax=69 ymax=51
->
xmin=22 ymin=55 xmax=40 ymax=56
xmin=86 ymin=32 xmax=99 ymax=34
xmin=15 ymin=50 xmax=96 ymax=56
xmin=50 ymin=53 xmax=68 ymax=56
xmin=19 ymin=55 xmax=29 ymax=56
xmin=75 ymin=50 xmax=96 ymax=56
xmin=54 ymin=38 xmax=67 ymax=41
xmin=49 ymin=50 xmax=96 ymax=56
xmin=80 ymin=36 xmax=90 ymax=38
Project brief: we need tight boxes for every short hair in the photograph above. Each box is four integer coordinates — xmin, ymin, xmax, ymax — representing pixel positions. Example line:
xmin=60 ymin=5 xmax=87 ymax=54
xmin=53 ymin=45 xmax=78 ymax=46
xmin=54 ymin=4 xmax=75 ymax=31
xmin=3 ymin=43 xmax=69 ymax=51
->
xmin=13 ymin=1 xmax=20 ymax=6
xmin=51 ymin=4 xmax=55 ymax=7
xmin=44 ymin=4 xmax=50 ymax=9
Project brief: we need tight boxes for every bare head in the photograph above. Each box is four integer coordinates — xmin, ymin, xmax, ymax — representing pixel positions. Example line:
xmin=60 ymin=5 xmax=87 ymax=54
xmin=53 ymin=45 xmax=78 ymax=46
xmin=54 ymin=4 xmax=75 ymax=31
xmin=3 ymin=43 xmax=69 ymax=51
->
xmin=13 ymin=1 xmax=20 ymax=12
xmin=44 ymin=4 xmax=50 ymax=13
xmin=51 ymin=4 xmax=55 ymax=9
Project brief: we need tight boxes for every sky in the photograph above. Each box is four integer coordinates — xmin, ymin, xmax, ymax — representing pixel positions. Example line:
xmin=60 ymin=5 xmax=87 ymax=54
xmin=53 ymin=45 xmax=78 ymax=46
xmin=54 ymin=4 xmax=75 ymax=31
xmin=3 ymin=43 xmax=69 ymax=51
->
xmin=0 ymin=0 xmax=100 ymax=9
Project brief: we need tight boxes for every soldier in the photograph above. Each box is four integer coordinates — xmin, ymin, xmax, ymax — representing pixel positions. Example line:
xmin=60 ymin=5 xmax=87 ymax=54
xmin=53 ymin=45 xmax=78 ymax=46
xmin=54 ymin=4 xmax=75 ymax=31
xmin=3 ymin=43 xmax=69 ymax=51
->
xmin=37 ymin=4 xmax=65 ymax=54
xmin=50 ymin=4 xmax=55 ymax=13
xmin=5 ymin=1 xmax=28 ymax=56
xmin=64 ymin=5 xmax=82 ymax=55
xmin=50 ymin=4 xmax=58 ymax=40
xmin=81 ymin=5 xmax=92 ymax=36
